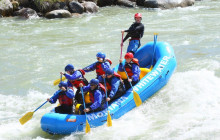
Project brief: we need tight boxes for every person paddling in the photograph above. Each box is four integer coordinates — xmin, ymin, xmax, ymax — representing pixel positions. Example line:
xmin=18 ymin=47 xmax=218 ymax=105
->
xmin=121 ymin=13 xmax=144 ymax=54
xmin=79 ymin=79 xmax=105 ymax=114
xmin=60 ymin=64 xmax=88 ymax=104
xmin=83 ymin=52 xmax=112 ymax=81
xmin=47 ymin=82 xmax=74 ymax=114
xmin=100 ymin=68 xmax=125 ymax=103
xmin=118 ymin=52 xmax=140 ymax=90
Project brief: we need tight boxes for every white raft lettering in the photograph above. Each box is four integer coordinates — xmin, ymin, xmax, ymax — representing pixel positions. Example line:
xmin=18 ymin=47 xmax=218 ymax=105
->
xmin=87 ymin=113 xmax=99 ymax=121
xmin=87 ymin=96 xmax=128 ymax=121
xmin=134 ymin=56 xmax=170 ymax=92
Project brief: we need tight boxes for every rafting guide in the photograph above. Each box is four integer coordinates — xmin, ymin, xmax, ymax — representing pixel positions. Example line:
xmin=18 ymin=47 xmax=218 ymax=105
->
xmin=121 ymin=13 xmax=144 ymax=54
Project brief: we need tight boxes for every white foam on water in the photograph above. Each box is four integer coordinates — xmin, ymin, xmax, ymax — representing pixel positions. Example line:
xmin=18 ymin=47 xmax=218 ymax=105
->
xmin=0 ymin=90 xmax=55 ymax=140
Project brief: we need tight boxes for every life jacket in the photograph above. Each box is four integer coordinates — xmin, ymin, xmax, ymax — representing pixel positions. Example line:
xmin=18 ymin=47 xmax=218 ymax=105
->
xmin=124 ymin=58 xmax=139 ymax=78
xmin=95 ymin=59 xmax=112 ymax=76
xmin=58 ymin=92 xmax=73 ymax=106
xmin=89 ymin=83 xmax=106 ymax=103
xmin=69 ymin=69 xmax=88 ymax=88
xmin=106 ymin=72 xmax=122 ymax=90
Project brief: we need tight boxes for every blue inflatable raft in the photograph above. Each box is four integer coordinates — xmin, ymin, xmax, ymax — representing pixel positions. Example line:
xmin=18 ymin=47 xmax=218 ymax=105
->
xmin=41 ymin=41 xmax=177 ymax=135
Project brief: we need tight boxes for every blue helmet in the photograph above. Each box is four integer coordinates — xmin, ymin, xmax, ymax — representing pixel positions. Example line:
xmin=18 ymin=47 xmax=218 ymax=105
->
xmin=58 ymin=81 xmax=68 ymax=88
xmin=105 ymin=69 xmax=114 ymax=76
xmin=96 ymin=52 xmax=106 ymax=59
xmin=90 ymin=79 xmax=99 ymax=85
xmin=65 ymin=64 xmax=74 ymax=71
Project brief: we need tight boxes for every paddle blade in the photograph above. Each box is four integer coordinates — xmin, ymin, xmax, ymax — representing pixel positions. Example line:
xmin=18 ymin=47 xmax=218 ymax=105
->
xmin=53 ymin=77 xmax=66 ymax=86
xmin=107 ymin=111 xmax=112 ymax=127
xmin=85 ymin=120 xmax=91 ymax=133
xmin=19 ymin=112 xmax=34 ymax=125
xmin=133 ymin=90 xmax=142 ymax=107
xmin=150 ymin=65 xmax=153 ymax=70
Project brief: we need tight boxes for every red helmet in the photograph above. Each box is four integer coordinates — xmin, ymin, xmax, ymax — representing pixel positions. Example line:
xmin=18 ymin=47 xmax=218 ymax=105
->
xmin=134 ymin=13 xmax=142 ymax=18
xmin=124 ymin=52 xmax=134 ymax=59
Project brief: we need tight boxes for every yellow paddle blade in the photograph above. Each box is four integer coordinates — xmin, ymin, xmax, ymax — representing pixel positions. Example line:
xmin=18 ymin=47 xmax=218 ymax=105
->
xmin=53 ymin=77 xmax=66 ymax=86
xmin=85 ymin=120 xmax=91 ymax=133
xmin=133 ymin=90 xmax=142 ymax=107
xmin=149 ymin=65 xmax=153 ymax=71
xmin=19 ymin=112 xmax=34 ymax=125
xmin=107 ymin=111 xmax=112 ymax=127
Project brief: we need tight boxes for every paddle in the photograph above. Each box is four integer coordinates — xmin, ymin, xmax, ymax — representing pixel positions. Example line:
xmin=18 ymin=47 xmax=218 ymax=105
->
xmin=103 ymin=78 xmax=112 ymax=127
xmin=80 ymin=87 xmax=91 ymax=133
xmin=53 ymin=76 xmax=66 ymax=86
xmin=150 ymin=33 xmax=158 ymax=70
xmin=120 ymin=33 xmax=124 ymax=59
xmin=124 ymin=70 xmax=142 ymax=107
xmin=19 ymin=100 xmax=48 ymax=125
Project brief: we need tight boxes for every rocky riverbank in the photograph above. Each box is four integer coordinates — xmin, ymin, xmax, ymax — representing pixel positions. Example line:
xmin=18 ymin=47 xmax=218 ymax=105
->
xmin=0 ymin=0 xmax=197 ymax=19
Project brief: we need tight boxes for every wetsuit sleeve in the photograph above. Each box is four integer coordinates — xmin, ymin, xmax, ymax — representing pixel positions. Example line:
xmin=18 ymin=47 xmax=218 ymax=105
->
xmin=118 ymin=63 xmax=125 ymax=72
xmin=123 ymin=24 xmax=134 ymax=42
xmin=65 ymin=89 xmax=75 ymax=99
xmin=90 ymin=90 xmax=102 ymax=110
xmin=109 ymin=77 xmax=120 ymax=99
xmin=49 ymin=90 xmax=61 ymax=104
xmin=83 ymin=62 xmax=97 ymax=72
xmin=67 ymin=80 xmax=72 ymax=87
xmin=131 ymin=64 xmax=140 ymax=81
xmin=102 ymin=61 xmax=111 ymax=72
xmin=82 ymin=85 xmax=90 ymax=93
xmin=64 ymin=71 xmax=82 ymax=81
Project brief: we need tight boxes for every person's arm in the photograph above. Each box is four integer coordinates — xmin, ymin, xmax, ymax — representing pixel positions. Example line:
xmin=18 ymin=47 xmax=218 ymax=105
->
xmin=89 ymin=90 xmax=102 ymax=110
xmin=101 ymin=61 xmax=111 ymax=72
xmin=131 ymin=64 xmax=140 ymax=81
xmin=82 ymin=84 xmax=90 ymax=93
xmin=83 ymin=62 xmax=97 ymax=72
xmin=109 ymin=77 xmax=120 ymax=99
xmin=123 ymin=24 xmax=134 ymax=42
xmin=67 ymin=80 xmax=72 ymax=87
xmin=64 ymin=71 xmax=81 ymax=81
xmin=48 ymin=90 xmax=61 ymax=104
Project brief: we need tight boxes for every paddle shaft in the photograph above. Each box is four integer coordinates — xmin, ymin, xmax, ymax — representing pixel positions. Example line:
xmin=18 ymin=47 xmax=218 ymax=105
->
xmin=151 ymin=34 xmax=158 ymax=66
xmin=34 ymin=101 xmax=48 ymax=112
xmin=80 ymin=87 xmax=88 ymax=118
xmin=103 ymin=78 xmax=109 ymax=108
xmin=120 ymin=33 xmax=124 ymax=59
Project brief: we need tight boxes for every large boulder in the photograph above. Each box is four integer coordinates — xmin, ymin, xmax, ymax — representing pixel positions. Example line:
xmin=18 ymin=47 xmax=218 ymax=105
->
xmin=79 ymin=0 xmax=97 ymax=4
xmin=97 ymin=0 xmax=115 ymax=7
xmin=45 ymin=9 xmax=71 ymax=19
xmin=34 ymin=0 xmax=69 ymax=13
xmin=157 ymin=0 xmax=195 ymax=9
xmin=69 ymin=1 xmax=84 ymax=13
xmin=82 ymin=1 xmax=98 ymax=13
xmin=0 ymin=0 xmax=13 ymax=16
xmin=137 ymin=0 xmax=195 ymax=9
xmin=117 ymin=0 xmax=135 ymax=7
xmin=11 ymin=0 xmax=19 ymax=11
xmin=14 ymin=7 xmax=39 ymax=18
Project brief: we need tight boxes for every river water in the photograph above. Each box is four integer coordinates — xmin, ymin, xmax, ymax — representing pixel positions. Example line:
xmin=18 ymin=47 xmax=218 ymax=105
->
xmin=0 ymin=0 xmax=220 ymax=139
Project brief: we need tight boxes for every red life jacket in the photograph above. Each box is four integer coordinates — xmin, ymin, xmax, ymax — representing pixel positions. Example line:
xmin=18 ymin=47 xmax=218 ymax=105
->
xmin=106 ymin=72 xmax=122 ymax=90
xmin=124 ymin=58 xmax=139 ymax=78
xmin=89 ymin=83 xmax=106 ymax=103
xmin=69 ymin=69 xmax=88 ymax=88
xmin=58 ymin=94 xmax=73 ymax=106
xmin=95 ymin=59 xmax=112 ymax=76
